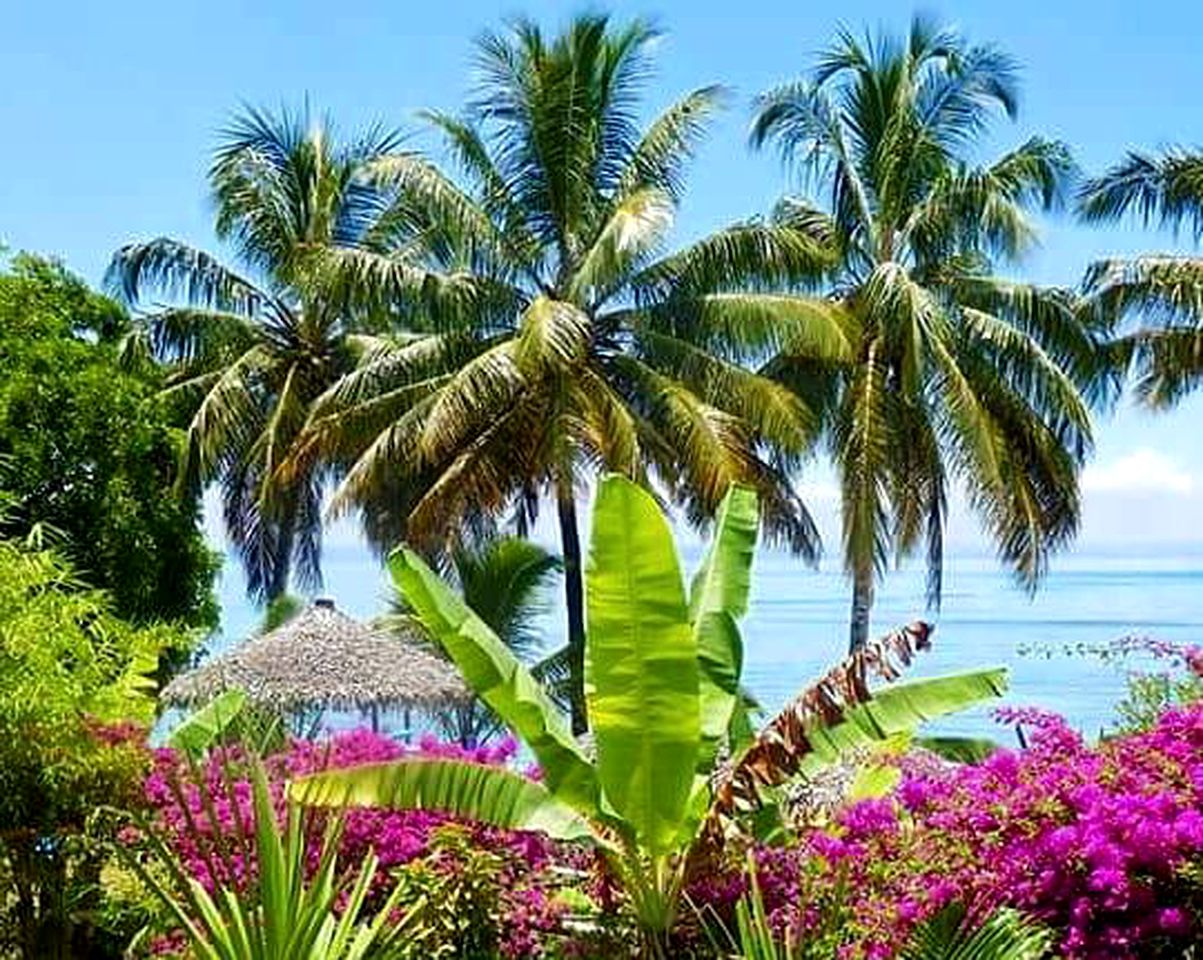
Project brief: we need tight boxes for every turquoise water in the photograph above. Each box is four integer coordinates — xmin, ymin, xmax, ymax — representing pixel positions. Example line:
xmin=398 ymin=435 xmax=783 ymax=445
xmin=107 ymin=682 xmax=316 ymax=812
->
xmin=210 ymin=544 xmax=1203 ymax=741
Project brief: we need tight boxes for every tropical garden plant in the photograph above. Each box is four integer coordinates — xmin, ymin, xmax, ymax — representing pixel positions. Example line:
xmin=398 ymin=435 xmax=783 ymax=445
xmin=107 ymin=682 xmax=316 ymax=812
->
xmin=106 ymin=106 xmax=426 ymax=602
xmin=292 ymin=475 xmax=1008 ymax=956
xmin=0 ymin=537 xmax=185 ymax=959
xmin=134 ymin=729 xmax=567 ymax=958
xmin=902 ymin=903 xmax=1052 ymax=960
xmin=1079 ymin=149 xmax=1203 ymax=405
xmin=290 ymin=13 xmax=840 ymax=732
xmin=390 ymin=535 xmax=562 ymax=746
xmin=0 ymin=254 xmax=218 ymax=629
xmin=694 ymin=701 xmax=1203 ymax=958
xmin=749 ymin=18 xmax=1111 ymax=649
xmin=121 ymin=757 xmax=423 ymax=960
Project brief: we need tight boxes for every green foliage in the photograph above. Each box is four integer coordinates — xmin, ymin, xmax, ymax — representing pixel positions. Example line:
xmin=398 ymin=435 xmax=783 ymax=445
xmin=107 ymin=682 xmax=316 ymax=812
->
xmin=1114 ymin=671 xmax=1203 ymax=734
xmin=0 ymin=254 xmax=220 ymax=629
xmin=1079 ymin=150 xmax=1203 ymax=410
xmin=292 ymin=13 xmax=835 ymax=729
xmin=294 ymin=477 xmax=1006 ymax=956
xmin=585 ymin=477 xmax=701 ymax=856
xmin=902 ymin=903 xmax=1053 ymax=959
xmin=260 ymin=593 xmax=305 ymax=632
xmin=106 ymin=106 xmax=415 ymax=602
xmin=0 ymin=537 xmax=186 ymax=958
xmin=166 ymin=689 xmax=251 ymax=756
xmin=389 ymin=824 xmax=523 ymax=959
xmin=708 ymin=852 xmax=849 ymax=960
xmin=393 ymin=536 xmax=561 ymax=745
xmin=751 ymin=19 xmax=1110 ymax=647
xmin=917 ymin=736 xmax=1002 ymax=764
xmin=123 ymin=758 xmax=422 ymax=960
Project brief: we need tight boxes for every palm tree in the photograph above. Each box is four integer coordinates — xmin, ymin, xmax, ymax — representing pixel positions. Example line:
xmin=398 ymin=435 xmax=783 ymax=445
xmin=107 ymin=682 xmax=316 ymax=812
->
xmin=750 ymin=18 xmax=1109 ymax=650
xmin=1079 ymin=149 xmax=1203 ymax=405
xmin=392 ymin=536 xmax=561 ymax=746
xmin=106 ymin=106 xmax=420 ymax=602
xmin=295 ymin=14 xmax=838 ymax=731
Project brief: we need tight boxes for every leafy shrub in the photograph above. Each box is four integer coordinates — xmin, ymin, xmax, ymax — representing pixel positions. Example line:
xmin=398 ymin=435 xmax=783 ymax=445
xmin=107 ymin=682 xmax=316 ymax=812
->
xmin=132 ymin=730 xmax=571 ymax=957
xmin=694 ymin=701 xmax=1203 ymax=959
xmin=0 ymin=537 xmax=186 ymax=958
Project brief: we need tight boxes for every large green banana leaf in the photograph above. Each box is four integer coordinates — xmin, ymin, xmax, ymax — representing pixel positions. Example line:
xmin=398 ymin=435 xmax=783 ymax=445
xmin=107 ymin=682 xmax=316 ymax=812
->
xmin=688 ymin=484 xmax=758 ymax=771
xmin=585 ymin=476 xmax=700 ymax=856
xmin=167 ymin=689 xmax=248 ymax=756
xmin=797 ymin=668 xmax=1009 ymax=777
xmin=289 ymin=758 xmax=597 ymax=843
xmin=389 ymin=548 xmax=600 ymax=817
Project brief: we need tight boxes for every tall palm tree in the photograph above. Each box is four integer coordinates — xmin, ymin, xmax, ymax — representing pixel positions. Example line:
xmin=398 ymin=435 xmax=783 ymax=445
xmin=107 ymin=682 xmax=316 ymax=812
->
xmin=750 ymin=18 xmax=1109 ymax=650
xmin=106 ymin=106 xmax=420 ymax=602
xmin=295 ymin=14 xmax=838 ymax=731
xmin=1079 ymin=149 xmax=1203 ymax=405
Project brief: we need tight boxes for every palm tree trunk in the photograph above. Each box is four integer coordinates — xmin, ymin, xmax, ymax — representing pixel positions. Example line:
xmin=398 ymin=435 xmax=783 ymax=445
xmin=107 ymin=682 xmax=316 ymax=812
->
xmin=848 ymin=564 xmax=874 ymax=652
xmin=265 ymin=521 xmax=293 ymax=602
xmin=556 ymin=482 xmax=588 ymax=735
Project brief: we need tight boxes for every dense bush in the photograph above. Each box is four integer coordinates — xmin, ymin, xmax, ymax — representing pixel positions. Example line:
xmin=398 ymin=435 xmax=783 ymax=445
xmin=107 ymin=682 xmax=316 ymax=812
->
xmin=132 ymin=730 xmax=581 ymax=958
xmin=0 ymin=538 xmax=188 ymax=959
xmin=0 ymin=253 xmax=219 ymax=630
xmin=695 ymin=696 xmax=1203 ymax=959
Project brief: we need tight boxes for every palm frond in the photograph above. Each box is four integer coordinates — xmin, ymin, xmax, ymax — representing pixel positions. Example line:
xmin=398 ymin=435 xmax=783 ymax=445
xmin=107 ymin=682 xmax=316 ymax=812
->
xmin=105 ymin=238 xmax=266 ymax=315
xmin=1078 ymin=149 xmax=1203 ymax=236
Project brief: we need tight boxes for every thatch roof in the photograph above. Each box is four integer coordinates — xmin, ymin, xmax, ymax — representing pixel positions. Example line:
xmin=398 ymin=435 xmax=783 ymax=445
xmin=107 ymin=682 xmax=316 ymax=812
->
xmin=161 ymin=599 xmax=471 ymax=712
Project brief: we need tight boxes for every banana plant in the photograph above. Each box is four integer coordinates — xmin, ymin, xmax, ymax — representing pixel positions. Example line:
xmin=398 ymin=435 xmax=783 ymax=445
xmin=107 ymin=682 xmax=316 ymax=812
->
xmin=292 ymin=476 xmax=1008 ymax=957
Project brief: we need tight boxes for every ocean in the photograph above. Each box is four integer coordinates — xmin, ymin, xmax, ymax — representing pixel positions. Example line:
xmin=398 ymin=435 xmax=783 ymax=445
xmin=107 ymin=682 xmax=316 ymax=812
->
xmin=208 ymin=542 xmax=1203 ymax=742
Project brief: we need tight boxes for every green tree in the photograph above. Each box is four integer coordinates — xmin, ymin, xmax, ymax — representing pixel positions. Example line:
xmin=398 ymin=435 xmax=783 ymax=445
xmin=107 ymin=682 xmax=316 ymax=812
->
xmin=293 ymin=476 xmax=1008 ymax=957
xmin=750 ymin=18 xmax=1108 ymax=649
xmin=106 ymin=106 xmax=423 ymax=603
xmin=1079 ymin=149 xmax=1203 ymax=405
xmin=296 ymin=14 xmax=837 ymax=731
xmin=392 ymin=536 xmax=561 ymax=745
xmin=0 ymin=538 xmax=185 ymax=959
xmin=0 ymin=254 xmax=218 ymax=628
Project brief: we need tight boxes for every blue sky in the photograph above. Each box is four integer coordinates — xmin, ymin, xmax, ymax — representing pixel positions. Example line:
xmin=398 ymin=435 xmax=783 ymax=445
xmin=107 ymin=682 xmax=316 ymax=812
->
xmin=4 ymin=0 xmax=1203 ymax=558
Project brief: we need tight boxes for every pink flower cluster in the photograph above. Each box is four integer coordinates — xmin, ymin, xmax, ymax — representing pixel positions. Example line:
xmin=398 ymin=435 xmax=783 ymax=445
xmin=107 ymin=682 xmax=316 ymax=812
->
xmin=699 ymin=701 xmax=1203 ymax=959
xmin=143 ymin=729 xmax=563 ymax=957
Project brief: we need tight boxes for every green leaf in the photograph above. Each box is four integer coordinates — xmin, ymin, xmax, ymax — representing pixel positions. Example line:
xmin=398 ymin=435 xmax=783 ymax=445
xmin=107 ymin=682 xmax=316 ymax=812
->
xmin=848 ymin=763 xmax=903 ymax=801
xmin=797 ymin=668 xmax=1009 ymax=777
xmin=903 ymin=902 xmax=1052 ymax=959
xmin=166 ymin=689 xmax=249 ymax=756
xmin=917 ymin=735 xmax=1001 ymax=764
xmin=290 ymin=758 xmax=597 ymax=844
xmin=388 ymin=548 xmax=600 ymax=817
xmin=689 ymin=484 xmax=758 ymax=771
xmin=585 ymin=476 xmax=701 ymax=855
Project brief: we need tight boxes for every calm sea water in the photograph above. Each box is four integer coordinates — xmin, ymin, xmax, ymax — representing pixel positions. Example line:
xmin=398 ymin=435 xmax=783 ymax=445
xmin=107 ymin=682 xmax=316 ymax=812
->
xmin=209 ymin=544 xmax=1203 ymax=741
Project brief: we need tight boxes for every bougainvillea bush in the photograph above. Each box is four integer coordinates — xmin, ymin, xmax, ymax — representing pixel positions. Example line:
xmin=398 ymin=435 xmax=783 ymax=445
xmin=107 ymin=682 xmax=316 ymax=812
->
xmin=132 ymin=729 xmax=577 ymax=958
xmin=695 ymin=697 xmax=1203 ymax=960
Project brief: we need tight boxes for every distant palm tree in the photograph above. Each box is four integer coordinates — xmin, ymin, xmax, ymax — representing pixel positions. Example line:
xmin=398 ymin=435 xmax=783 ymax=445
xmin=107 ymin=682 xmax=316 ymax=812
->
xmin=392 ymin=536 xmax=561 ymax=746
xmin=1079 ymin=149 xmax=1203 ymax=406
xmin=107 ymin=106 xmax=425 ymax=601
xmin=751 ymin=18 xmax=1110 ymax=650
xmin=297 ymin=14 xmax=837 ymax=731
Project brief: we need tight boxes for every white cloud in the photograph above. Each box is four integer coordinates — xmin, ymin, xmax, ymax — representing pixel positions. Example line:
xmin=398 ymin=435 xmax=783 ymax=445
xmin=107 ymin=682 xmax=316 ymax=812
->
xmin=1082 ymin=448 xmax=1194 ymax=495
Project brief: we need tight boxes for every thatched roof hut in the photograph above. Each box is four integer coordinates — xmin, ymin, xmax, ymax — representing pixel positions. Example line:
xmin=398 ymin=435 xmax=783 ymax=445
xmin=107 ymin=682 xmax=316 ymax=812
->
xmin=161 ymin=598 xmax=470 ymax=714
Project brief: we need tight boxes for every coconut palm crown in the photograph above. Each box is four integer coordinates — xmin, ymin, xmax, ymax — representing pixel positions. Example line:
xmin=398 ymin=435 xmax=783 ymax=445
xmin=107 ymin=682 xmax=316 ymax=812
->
xmin=106 ymin=106 xmax=418 ymax=601
xmin=1079 ymin=148 xmax=1203 ymax=407
xmin=751 ymin=18 xmax=1110 ymax=649
xmin=296 ymin=14 xmax=838 ymax=730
